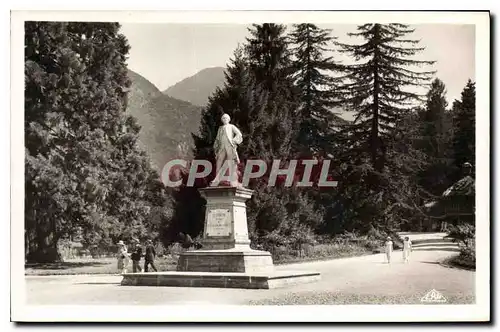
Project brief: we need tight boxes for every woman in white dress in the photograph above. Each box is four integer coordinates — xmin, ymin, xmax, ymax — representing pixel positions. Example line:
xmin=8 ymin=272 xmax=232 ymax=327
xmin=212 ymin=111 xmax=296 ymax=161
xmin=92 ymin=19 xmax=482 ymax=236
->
xmin=403 ymin=236 xmax=412 ymax=263
xmin=385 ymin=237 xmax=393 ymax=264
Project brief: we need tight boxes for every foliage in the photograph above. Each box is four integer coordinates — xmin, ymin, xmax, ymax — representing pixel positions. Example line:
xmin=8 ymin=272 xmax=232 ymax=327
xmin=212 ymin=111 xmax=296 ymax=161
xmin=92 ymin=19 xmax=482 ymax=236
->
xmin=446 ymin=222 xmax=476 ymax=270
xmin=289 ymin=23 xmax=341 ymax=155
xmin=446 ymin=223 xmax=475 ymax=249
xmin=26 ymin=21 xmax=476 ymax=264
xmin=332 ymin=23 xmax=435 ymax=233
xmin=417 ymin=78 xmax=455 ymax=196
xmin=449 ymin=248 xmax=476 ymax=270
xmin=272 ymin=242 xmax=369 ymax=264
xmin=169 ymin=24 xmax=323 ymax=247
xmin=24 ymin=22 xmax=171 ymax=263
xmin=451 ymin=80 xmax=475 ymax=181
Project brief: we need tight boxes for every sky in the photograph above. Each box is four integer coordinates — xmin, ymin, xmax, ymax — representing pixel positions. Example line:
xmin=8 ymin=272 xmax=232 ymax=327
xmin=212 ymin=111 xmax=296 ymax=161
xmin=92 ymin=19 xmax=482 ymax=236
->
xmin=120 ymin=23 xmax=475 ymax=105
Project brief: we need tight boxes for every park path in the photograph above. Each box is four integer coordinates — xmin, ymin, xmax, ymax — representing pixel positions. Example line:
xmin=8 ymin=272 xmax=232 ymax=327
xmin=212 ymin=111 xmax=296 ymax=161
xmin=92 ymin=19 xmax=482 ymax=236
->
xmin=25 ymin=249 xmax=474 ymax=305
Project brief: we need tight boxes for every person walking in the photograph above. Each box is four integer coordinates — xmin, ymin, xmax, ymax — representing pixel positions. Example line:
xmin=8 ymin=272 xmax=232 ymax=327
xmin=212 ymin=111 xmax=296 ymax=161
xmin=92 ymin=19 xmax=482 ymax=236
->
xmin=385 ymin=236 xmax=393 ymax=264
xmin=144 ymin=239 xmax=158 ymax=272
xmin=403 ymin=236 xmax=412 ymax=263
xmin=130 ymin=239 xmax=143 ymax=273
xmin=117 ymin=240 xmax=129 ymax=274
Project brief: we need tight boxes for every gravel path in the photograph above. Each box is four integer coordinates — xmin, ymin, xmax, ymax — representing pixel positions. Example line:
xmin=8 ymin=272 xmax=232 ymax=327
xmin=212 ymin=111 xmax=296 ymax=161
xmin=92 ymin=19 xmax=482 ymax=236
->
xmin=25 ymin=249 xmax=474 ymax=305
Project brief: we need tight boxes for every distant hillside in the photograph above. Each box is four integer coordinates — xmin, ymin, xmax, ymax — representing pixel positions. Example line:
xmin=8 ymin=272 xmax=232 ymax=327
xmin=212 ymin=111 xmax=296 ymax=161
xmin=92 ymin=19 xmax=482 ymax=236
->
xmin=163 ymin=67 xmax=226 ymax=106
xmin=145 ymin=94 xmax=202 ymax=169
xmin=126 ymin=70 xmax=202 ymax=171
xmin=126 ymin=69 xmax=352 ymax=171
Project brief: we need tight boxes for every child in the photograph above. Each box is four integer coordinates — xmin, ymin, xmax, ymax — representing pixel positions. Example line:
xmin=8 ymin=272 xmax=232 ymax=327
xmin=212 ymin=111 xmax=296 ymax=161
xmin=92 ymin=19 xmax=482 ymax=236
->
xmin=403 ymin=236 xmax=412 ymax=263
xmin=385 ymin=237 xmax=393 ymax=264
xmin=130 ymin=239 xmax=143 ymax=273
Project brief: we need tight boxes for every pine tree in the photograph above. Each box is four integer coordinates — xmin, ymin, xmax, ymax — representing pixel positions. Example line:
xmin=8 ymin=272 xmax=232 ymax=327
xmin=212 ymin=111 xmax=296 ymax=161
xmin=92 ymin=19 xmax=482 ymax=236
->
xmin=245 ymin=24 xmax=290 ymax=91
xmin=170 ymin=25 xmax=323 ymax=247
xmin=336 ymin=23 xmax=435 ymax=171
xmin=245 ymin=24 xmax=299 ymax=160
xmin=334 ymin=24 xmax=435 ymax=232
xmin=289 ymin=23 xmax=340 ymax=155
xmin=417 ymin=78 xmax=453 ymax=195
xmin=451 ymin=79 xmax=475 ymax=180
xmin=25 ymin=22 xmax=169 ymax=262
xmin=167 ymin=48 xmax=267 ymax=242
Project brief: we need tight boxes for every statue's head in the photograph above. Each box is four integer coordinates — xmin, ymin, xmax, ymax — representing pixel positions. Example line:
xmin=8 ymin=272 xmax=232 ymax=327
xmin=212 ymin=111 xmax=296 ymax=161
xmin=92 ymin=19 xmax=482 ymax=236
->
xmin=221 ymin=113 xmax=230 ymax=125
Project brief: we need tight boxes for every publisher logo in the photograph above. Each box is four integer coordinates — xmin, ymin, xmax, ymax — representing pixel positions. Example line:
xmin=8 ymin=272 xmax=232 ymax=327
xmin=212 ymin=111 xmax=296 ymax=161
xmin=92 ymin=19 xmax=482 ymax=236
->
xmin=421 ymin=289 xmax=447 ymax=303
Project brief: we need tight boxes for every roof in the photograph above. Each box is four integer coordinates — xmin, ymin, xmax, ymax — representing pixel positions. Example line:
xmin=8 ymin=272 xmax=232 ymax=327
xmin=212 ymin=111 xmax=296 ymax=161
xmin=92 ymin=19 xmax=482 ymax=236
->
xmin=423 ymin=175 xmax=475 ymax=215
xmin=442 ymin=175 xmax=475 ymax=197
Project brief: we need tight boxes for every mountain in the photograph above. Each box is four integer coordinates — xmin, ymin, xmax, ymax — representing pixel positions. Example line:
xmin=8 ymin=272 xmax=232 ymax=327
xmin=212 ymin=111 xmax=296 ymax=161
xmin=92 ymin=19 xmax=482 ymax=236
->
xmin=126 ymin=70 xmax=203 ymax=171
xmin=163 ymin=67 xmax=226 ymax=106
xmin=144 ymin=94 xmax=203 ymax=169
xmin=126 ymin=69 xmax=351 ymax=172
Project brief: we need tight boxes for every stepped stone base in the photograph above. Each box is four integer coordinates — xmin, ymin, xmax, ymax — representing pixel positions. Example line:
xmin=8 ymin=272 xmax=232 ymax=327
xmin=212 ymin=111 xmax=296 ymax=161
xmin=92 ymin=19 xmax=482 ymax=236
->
xmin=119 ymin=186 xmax=322 ymax=289
xmin=121 ymin=270 xmax=321 ymax=289
xmin=177 ymin=249 xmax=274 ymax=273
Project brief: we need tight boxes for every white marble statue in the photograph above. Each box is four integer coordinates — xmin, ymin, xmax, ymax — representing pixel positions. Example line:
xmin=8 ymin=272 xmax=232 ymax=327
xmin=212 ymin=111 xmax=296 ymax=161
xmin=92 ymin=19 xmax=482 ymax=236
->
xmin=211 ymin=113 xmax=243 ymax=186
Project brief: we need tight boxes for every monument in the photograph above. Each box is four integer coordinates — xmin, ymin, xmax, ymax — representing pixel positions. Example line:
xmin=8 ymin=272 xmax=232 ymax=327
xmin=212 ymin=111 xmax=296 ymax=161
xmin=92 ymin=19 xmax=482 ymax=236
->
xmin=121 ymin=113 xmax=320 ymax=289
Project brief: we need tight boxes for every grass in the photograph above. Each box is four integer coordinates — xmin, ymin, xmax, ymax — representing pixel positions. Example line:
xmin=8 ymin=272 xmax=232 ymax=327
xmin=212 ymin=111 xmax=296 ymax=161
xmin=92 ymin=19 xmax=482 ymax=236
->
xmin=441 ymin=251 xmax=476 ymax=271
xmin=273 ymin=243 xmax=371 ymax=265
xmin=25 ymin=243 xmax=372 ymax=276
xmin=25 ymin=256 xmax=178 ymax=276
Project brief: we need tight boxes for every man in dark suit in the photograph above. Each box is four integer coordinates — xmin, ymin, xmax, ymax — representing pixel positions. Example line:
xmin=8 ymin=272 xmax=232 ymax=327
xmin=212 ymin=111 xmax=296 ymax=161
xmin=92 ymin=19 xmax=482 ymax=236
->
xmin=144 ymin=239 xmax=157 ymax=272
xmin=130 ymin=239 xmax=143 ymax=273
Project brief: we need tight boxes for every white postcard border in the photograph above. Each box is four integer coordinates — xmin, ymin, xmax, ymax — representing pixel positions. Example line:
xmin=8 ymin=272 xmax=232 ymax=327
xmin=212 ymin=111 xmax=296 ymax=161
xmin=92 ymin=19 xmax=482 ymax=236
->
xmin=10 ymin=10 xmax=490 ymax=322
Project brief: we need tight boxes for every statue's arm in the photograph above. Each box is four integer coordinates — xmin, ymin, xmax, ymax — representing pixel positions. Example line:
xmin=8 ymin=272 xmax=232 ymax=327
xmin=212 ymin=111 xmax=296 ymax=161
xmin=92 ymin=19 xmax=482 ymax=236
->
xmin=232 ymin=125 xmax=243 ymax=145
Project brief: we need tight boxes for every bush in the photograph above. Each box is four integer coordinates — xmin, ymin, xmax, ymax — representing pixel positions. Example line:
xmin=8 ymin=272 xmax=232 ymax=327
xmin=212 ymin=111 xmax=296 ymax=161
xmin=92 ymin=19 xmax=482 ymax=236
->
xmin=362 ymin=238 xmax=382 ymax=252
xmin=154 ymin=242 xmax=167 ymax=257
xmin=445 ymin=223 xmax=475 ymax=270
xmin=449 ymin=247 xmax=476 ymax=270
xmin=446 ymin=223 xmax=475 ymax=249
xmin=271 ymin=241 xmax=370 ymax=264
xmin=366 ymin=226 xmax=384 ymax=240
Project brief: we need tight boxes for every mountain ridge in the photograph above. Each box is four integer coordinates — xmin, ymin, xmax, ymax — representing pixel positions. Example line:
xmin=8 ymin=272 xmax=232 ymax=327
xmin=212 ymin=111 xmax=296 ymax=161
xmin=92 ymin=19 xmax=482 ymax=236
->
xmin=163 ymin=66 xmax=227 ymax=107
xmin=126 ymin=68 xmax=352 ymax=171
xmin=126 ymin=69 xmax=203 ymax=171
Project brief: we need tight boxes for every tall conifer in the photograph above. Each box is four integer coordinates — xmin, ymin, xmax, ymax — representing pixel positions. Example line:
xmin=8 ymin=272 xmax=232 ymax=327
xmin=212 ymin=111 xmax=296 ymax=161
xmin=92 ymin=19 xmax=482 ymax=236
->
xmin=334 ymin=23 xmax=435 ymax=232
xmin=25 ymin=22 xmax=169 ymax=262
xmin=289 ymin=23 xmax=341 ymax=155
xmin=451 ymin=79 xmax=476 ymax=180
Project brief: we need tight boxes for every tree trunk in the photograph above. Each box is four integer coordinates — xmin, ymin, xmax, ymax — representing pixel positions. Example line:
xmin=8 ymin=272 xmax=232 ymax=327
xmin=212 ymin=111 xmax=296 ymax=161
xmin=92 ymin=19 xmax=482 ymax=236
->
xmin=26 ymin=229 xmax=61 ymax=263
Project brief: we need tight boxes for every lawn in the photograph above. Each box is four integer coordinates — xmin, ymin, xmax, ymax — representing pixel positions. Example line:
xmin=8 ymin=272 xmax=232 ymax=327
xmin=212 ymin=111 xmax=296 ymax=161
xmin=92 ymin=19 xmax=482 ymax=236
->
xmin=25 ymin=243 xmax=373 ymax=276
xmin=25 ymin=256 xmax=178 ymax=276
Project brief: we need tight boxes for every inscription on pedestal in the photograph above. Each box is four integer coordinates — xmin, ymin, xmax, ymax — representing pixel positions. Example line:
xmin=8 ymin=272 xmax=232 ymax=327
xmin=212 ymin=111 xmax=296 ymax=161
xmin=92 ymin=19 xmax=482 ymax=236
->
xmin=206 ymin=209 xmax=231 ymax=237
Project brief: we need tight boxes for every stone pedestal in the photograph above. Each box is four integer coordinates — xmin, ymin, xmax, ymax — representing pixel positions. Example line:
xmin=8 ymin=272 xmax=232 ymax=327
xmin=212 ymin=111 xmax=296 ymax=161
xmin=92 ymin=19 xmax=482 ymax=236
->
xmin=176 ymin=186 xmax=274 ymax=274
xmin=121 ymin=185 xmax=320 ymax=289
xmin=199 ymin=186 xmax=254 ymax=250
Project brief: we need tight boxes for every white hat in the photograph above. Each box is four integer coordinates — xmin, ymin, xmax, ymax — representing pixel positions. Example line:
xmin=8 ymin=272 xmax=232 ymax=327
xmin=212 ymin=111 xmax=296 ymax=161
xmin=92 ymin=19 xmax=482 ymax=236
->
xmin=117 ymin=240 xmax=125 ymax=246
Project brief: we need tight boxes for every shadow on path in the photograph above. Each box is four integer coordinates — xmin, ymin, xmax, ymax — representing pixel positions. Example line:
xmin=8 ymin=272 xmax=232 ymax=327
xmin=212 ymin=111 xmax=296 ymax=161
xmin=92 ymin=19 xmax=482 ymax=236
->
xmin=419 ymin=261 xmax=441 ymax=265
xmin=75 ymin=282 xmax=121 ymax=285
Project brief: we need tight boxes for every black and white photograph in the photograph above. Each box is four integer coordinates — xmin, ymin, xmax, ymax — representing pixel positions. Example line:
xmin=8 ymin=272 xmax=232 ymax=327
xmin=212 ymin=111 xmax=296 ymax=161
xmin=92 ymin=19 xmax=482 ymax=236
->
xmin=10 ymin=10 xmax=490 ymax=322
